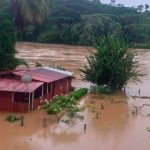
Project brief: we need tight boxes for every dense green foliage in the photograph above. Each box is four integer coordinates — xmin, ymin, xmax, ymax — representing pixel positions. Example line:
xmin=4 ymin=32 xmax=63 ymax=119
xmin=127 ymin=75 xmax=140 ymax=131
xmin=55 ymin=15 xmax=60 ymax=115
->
xmin=0 ymin=0 xmax=49 ymax=71
xmin=0 ymin=0 xmax=49 ymax=31
xmin=90 ymin=85 xmax=111 ymax=95
xmin=0 ymin=11 xmax=27 ymax=71
xmin=15 ymin=0 xmax=150 ymax=47
xmin=81 ymin=35 xmax=143 ymax=91
xmin=69 ymin=88 xmax=88 ymax=99
xmin=41 ymin=88 xmax=88 ymax=119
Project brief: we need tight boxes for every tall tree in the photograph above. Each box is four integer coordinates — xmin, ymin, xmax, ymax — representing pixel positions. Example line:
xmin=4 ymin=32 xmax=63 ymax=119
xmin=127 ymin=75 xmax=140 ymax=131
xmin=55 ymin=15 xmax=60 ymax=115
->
xmin=80 ymin=34 xmax=143 ymax=91
xmin=0 ymin=0 xmax=49 ymax=30
xmin=110 ymin=0 xmax=116 ymax=6
xmin=137 ymin=5 xmax=144 ymax=13
xmin=0 ymin=11 xmax=27 ymax=71
xmin=0 ymin=0 xmax=49 ymax=71
xmin=145 ymin=4 xmax=149 ymax=12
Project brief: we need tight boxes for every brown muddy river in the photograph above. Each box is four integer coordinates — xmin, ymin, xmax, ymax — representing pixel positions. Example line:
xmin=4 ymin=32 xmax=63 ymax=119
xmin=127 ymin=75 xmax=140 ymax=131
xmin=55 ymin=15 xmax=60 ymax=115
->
xmin=0 ymin=42 xmax=150 ymax=150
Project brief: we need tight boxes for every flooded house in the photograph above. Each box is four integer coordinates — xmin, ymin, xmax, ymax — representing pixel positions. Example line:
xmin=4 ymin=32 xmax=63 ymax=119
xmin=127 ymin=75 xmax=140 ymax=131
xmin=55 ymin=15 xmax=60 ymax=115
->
xmin=0 ymin=67 xmax=73 ymax=112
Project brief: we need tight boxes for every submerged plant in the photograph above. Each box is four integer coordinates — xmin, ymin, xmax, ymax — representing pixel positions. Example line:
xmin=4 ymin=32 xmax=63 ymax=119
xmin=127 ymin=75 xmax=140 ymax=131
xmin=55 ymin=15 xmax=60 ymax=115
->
xmin=90 ymin=85 xmax=111 ymax=95
xmin=6 ymin=114 xmax=20 ymax=123
xmin=146 ymin=127 xmax=150 ymax=132
xmin=49 ymin=64 xmax=66 ymax=71
xmin=91 ymin=106 xmax=96 ymax=113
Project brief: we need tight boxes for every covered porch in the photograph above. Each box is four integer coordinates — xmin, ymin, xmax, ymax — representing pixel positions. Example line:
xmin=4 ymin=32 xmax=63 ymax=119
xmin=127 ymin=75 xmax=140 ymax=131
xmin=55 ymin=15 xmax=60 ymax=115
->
xmin=12 ymin=82 xmax=54 ymax=112
xmin=0 ymin=78 xmax=46 ymax=112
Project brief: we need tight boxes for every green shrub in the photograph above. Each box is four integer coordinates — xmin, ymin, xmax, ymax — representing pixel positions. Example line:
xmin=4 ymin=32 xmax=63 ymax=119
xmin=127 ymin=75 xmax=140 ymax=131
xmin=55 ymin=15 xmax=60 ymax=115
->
xmin=90 ymin=86 xmax=98 ymax=94
xmin=6 ymin=114 xmax=20 ymax=123
xmin=69 ymin=88 xmax=88 ymax=100
xmin=35 ymin=62 xmax=43 ymax=67
xmin=0 ymin=10 xmax=28 ymax=71
xmin=90 ymin=85 xmax=111 ymax=95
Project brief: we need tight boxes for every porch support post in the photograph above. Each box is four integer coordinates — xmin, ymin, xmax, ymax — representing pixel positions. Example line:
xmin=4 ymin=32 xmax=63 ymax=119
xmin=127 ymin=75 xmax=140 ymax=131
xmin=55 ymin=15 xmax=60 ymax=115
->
xmin=51 ymin=82 xmax=53 ymax=98
xmin=42 ymin=84 xmax=44 ymax=96
xmin=32 ymin=91 xmax=34 ymax=110
xmin=12 ymin=92 xmax=14 ymax=103
xmin=47 ymin=83 xmax=49 ymax=94
xmin=66 ymin=80 xmax=69 ymax=93
xmin=28 ymin=93 xmax=31 ymax=112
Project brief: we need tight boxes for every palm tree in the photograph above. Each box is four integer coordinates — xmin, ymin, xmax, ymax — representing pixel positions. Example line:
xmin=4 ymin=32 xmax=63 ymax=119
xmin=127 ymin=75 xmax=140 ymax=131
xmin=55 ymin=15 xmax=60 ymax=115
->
xmin=0 ymin=0 xmax=49 ymax=30
xmin=0 ymin=0 xmax=50 ymax=71
xmin=110 ymin=0 xmax=116 ymax=6
xmin=145 ymin=4 xmax=149 ymax=12
xmin=137 ymin=5 xmax=144 ymax=13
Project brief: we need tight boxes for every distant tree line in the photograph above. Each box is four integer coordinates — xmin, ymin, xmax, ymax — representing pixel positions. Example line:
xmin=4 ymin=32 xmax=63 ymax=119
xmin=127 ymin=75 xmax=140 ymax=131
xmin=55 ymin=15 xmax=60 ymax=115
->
xmin=1 ymin=0 xmax=150 ymax=48
xmin=14 ymin=0 xmax=150 ymax=48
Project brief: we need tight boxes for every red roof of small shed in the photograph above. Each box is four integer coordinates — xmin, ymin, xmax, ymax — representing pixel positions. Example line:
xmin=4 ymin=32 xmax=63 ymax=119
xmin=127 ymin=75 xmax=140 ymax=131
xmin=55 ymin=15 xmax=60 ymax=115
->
xmin=13 ymin=68 xmax=70 ymax=83
xmin=0 ymin=78 xmax=43 ymax=93
xmin=14 ymin=71 xmax=51 ymax=82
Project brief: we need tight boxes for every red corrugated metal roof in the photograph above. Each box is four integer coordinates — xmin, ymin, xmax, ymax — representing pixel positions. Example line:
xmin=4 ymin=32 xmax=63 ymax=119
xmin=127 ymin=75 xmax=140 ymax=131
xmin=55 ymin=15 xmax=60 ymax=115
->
xmin=14 ymin=71 xmax=51 ymax=82
xmin=0 ymin=78 xmax=43 ymax=93
xmin=13 ymin=68 xmax=69 ymax=83
xmin=32 ymin=67 xmax=68 ymax=79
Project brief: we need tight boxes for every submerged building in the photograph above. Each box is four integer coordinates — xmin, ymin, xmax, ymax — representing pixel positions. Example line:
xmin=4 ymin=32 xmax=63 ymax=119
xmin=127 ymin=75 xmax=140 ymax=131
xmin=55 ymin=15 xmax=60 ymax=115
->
xmin=0 ymin=67 xmax=73 ymax=112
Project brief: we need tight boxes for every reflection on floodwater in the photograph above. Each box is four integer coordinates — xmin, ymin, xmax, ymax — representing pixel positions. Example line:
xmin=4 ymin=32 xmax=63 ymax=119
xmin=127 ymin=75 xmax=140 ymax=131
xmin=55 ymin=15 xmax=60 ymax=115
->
xmin=0 ymin=44 xmax=150 ymax=150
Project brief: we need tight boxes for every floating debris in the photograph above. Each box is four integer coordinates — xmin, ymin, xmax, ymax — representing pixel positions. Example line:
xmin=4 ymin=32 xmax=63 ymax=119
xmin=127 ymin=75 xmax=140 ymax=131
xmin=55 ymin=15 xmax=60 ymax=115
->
xmin=146 ymin=127 xmax=150 ymax=132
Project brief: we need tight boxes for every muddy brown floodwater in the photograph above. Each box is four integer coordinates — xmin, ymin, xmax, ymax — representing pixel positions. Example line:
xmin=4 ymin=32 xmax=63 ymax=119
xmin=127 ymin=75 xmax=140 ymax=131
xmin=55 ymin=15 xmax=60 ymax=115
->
xmin=1 ymin=42 xmax=150 ymax=150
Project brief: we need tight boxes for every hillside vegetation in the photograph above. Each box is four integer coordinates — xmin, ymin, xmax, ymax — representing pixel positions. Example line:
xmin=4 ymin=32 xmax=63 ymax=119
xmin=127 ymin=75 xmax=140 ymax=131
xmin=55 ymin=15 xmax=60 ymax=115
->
xmin=6 ymin=0 xmax=150 ymax=47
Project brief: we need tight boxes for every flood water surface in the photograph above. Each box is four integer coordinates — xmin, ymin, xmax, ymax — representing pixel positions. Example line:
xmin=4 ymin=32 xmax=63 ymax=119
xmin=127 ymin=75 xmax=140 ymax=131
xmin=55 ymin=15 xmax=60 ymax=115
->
xmin=0 ymin=43 xmax=150 ymax=150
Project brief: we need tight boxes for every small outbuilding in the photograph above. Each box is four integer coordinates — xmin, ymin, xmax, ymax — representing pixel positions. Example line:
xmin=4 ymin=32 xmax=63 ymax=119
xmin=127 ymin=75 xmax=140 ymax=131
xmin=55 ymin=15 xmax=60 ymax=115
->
xmin=0 ymin=67 xmax=73 ymax=112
